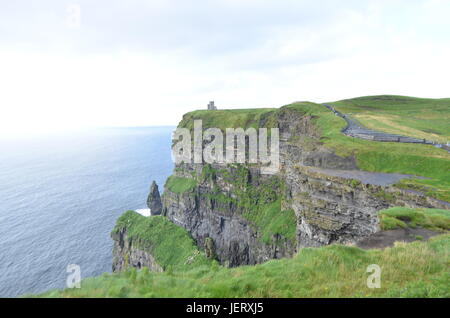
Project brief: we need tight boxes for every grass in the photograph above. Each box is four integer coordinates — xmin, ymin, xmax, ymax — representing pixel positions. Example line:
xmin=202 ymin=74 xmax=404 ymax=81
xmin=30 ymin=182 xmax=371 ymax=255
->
xmin=112 ymin=211 xmax=213 ymax=271
xmin=37 ymin=234 xmax=450 ymax=298
xmin=379 ymin=207 xmax=450 ymax=232
xmin=329 ymin=95 xmax=450 ymax=143
xmin=178 ymin=108 xmax=277 ymax=132
xmin=165 ymin=176 xmax=197 ymax=194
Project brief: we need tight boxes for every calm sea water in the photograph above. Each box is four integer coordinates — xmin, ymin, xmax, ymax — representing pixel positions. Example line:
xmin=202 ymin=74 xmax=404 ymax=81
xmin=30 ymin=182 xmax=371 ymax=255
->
xmin=0 ymin=127 xmax=174 ymax=297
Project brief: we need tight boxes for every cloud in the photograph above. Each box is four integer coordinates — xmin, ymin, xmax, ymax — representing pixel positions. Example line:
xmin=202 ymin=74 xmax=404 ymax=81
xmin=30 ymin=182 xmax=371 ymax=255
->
xmin=0 ymin=0 xmax=449 ymax=136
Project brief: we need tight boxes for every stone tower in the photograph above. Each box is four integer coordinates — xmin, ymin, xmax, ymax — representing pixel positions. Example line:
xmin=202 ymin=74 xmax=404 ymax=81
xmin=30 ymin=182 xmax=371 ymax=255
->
xmin=207 ymin=101 xmax=217 ymax=110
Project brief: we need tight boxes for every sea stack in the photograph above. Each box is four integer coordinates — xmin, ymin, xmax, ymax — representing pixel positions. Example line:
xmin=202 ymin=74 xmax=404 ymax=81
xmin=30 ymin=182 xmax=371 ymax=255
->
xmin=147 ymin=181 xmax=162 ymax=215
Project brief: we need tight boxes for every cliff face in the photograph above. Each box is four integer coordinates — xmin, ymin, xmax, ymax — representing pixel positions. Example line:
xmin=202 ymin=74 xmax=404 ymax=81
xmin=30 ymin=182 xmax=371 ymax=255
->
xmin=162 ymin=164 xmax=296 ymax=266
xmin=113 ymin=104 xmax=449 ymax=271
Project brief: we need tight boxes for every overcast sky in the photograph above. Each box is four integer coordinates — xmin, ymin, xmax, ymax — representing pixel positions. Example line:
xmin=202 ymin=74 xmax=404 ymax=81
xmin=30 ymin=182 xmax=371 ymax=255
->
xmin=1 ymin=0 xmax=449 ymax=135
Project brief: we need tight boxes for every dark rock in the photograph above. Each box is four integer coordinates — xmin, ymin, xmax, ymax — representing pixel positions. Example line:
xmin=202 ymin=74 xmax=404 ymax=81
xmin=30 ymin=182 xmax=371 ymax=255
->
xmin=147 ymin=181 xmax=162 ymax=215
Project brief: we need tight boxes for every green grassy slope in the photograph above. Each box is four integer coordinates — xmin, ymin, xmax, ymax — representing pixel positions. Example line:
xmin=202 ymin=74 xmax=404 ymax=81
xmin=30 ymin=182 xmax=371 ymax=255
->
xmin=329 ymin=95 xmax=450 ymax=143
xmin=40 ymin=230 xmax=450 ymax=298
xmin=379 ymin=207 xmax=450 ymax=231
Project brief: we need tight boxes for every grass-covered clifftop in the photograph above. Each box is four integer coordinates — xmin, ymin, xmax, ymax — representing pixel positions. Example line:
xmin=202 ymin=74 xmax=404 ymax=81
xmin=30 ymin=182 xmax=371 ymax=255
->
xmin=178 ymin=108 xmax=277 ymax=131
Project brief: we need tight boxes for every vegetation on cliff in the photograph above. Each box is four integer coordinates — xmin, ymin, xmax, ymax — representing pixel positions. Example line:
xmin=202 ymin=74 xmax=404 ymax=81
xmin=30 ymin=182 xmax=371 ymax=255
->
xmin=379 ymin=207 xmax=450 ymax=231
xmin=175 ymin=163 xmax=297 ymax=245
xmin=165 ymin=176 xmax=198 ymax=194
xmin=112 ymin=211 xmax=213 ymax=271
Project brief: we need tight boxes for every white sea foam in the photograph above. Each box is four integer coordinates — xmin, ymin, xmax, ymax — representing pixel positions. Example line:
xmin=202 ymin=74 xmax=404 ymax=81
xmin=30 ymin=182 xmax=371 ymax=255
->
xmin=135 ymin=209 xmax=151 ymax=217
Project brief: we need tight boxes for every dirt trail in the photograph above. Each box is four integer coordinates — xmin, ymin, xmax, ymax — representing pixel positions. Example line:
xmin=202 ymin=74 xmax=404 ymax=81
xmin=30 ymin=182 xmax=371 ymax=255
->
xmin=356 ymin=228 xmax=441 ymax=249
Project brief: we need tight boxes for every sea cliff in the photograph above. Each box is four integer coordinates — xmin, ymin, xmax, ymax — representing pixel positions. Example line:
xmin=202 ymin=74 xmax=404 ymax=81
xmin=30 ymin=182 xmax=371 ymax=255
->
xmin=112 ymin=101 xmax=449 ymax=270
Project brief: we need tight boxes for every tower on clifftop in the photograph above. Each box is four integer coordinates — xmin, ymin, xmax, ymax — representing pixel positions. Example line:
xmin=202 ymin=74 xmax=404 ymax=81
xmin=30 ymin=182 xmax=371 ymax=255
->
xmin=207 ymin=101 xmax=217 ymax=110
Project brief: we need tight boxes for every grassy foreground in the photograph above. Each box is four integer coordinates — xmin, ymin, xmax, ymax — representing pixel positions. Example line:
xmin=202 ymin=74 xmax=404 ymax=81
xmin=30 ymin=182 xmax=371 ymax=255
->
xmin=35 ymin=208 xmax=450 ymax=298
xmin=39 ymin=232 xmax=449 ymax=298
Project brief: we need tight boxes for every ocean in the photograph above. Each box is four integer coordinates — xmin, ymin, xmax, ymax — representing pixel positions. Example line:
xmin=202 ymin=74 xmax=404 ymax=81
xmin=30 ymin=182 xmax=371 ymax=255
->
xmin=0 ymin=127 xmax=175 ymax=297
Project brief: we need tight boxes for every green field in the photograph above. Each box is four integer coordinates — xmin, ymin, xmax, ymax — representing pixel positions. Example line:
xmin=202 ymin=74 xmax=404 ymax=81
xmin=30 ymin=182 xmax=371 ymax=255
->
xmin=329 ymin=95 xmax=450 ymax=143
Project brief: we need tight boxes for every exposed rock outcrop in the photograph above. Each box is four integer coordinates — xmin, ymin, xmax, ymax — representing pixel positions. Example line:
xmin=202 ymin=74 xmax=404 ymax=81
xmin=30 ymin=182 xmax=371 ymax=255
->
xmin=147 ymin=181 xmax=162 ymax=215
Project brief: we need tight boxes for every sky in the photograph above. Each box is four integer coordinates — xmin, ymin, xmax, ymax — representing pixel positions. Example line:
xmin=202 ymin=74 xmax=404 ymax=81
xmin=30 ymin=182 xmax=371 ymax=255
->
xmin=0 ymin=0 xmax=449 ymax=136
